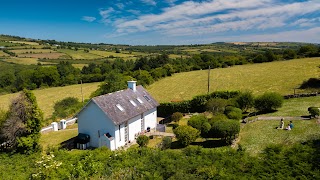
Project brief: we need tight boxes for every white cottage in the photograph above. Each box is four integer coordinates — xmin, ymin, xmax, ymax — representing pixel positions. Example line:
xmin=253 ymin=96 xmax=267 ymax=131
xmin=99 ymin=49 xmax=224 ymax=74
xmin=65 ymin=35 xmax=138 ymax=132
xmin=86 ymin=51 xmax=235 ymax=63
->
xmin=76 ymin=81 xmax=159 ymax=150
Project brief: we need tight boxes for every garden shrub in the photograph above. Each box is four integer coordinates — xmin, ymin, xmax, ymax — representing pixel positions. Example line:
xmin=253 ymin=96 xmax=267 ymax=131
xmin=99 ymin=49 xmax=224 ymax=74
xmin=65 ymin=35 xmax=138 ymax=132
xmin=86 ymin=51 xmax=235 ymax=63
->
xmin=171 ymin=112 xmax=183 ymax=122
xmin=254 ymin=92 xmax=283 ymax=112
xmin=235 ymin=91 xmax=254 ymax=112
xmin=173 ymin=125 xmax=200 ymax=147
xmin=161 ymin=136 xmax=172 ymax=150
xmin=308 ymin=107 xmax=320 ymax=118
xmin=209 ymin=119 xmax=240 ymax=144
xmin=137 ymin=135 xmax=149 ymax=147
xmin=224 ymin=106 xmax=242 ymax=120
xmin=187 ymin=115 xmax=211 ymax=135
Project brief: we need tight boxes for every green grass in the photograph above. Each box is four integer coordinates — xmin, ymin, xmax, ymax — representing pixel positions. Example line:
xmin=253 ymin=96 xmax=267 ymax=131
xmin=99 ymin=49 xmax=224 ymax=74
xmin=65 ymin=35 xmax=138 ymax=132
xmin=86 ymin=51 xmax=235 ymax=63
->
xmin=8 ymin=40 xmax=39 ymax=45
xmin=239 ymin=119 xmax=320 ymax=155
xmin=0 ymin=82 xmax=100 ymax=119
xmin=147 ymin=58 xmax=320 ymax=102
xmin=3 ymin=57 xmax=39 ymax=65
xmin=40 ymin=127 xmax=78 ymax=150
xmin=90 ymin=50 xmax=135 ymax=58
xmin=57 ymin=49 xmax=102 ymax=59
xmin=266 ymin=96 xmax=320 ymax=117
xmin=0 ymin=51 xmax=9 ymax=57
xmin=10 ymin=49 xmax=54 ymax=54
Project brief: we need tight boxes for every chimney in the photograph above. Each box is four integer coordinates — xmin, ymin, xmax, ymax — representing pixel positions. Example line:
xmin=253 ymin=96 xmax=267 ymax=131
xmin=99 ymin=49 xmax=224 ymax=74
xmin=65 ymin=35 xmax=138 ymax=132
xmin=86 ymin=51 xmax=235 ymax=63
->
xmin=127 ymin=81 xmax=137 ymax=92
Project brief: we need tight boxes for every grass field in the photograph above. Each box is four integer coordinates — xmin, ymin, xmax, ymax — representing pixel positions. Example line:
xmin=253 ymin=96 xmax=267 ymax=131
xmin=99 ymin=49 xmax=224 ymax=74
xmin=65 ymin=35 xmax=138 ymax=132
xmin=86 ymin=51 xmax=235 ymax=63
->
xmin=0 ymin=51 xmax=9 ymax=57
xmin=57 ymin=49 xmax=102 ymax=59
xmin=89 ymin=50 xmax=135 ymax=58
xmin=10 ymin=49 xmax=54 ymax=54
xmin=0 ymin=82 xmax=100 ymax=119
xmin=18 ymin=52 xmax=66 ymax=59
xmin=266 ymin=96 xmax=320 ymax=117
xmin=72 ymin=63 xmax=88 ymax=69
xmin=239 ymin=119 xmax=320 ymax=154
xmin=9 ymin=41 xmax=39 ymax=45
xmin=147 ymin=58 xmax=320 ymax=102
xmin=3 ymin=57 xmax=39 ymax=65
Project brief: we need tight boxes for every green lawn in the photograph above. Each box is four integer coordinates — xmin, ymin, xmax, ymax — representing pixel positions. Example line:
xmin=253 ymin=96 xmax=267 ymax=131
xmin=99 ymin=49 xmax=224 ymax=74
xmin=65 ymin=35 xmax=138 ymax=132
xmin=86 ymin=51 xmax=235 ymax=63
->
xmin=147 ymin=58 xmax=320 ymax=102
xmin=266 ymin=96 xmax=320 ymax=117
xmin=0 ymin=82 xmax=100 ymax=119
xmin=40 ymin=127 xmax=78 ymax=150
xmin=239 ymin=119 xmax=320 ymax=155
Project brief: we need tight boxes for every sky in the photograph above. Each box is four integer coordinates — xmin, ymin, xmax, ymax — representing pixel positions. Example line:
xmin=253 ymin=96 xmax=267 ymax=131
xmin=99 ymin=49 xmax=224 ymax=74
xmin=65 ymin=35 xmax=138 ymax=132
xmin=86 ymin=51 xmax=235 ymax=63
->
xmin=0 ymin=0 xmax=320 ymax=45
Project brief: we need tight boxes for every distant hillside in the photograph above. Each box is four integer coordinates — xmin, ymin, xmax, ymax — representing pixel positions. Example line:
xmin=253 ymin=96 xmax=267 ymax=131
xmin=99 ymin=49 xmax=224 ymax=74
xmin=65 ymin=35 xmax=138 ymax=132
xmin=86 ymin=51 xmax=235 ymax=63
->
xmin=147 ymin=57 xmax=320 ymax=102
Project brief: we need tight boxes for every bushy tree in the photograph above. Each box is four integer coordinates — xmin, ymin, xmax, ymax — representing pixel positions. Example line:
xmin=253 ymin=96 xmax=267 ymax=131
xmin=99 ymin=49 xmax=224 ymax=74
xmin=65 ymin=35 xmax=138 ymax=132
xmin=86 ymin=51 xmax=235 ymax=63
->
xmin=52 ymin=97 xmax=83 ymax=119
xmin=171 ymin=112 xmax=183 ymax=123
xmin=206 ymin=98 xmax=229 ymax=114
xmin=254 ymin=92 xmax=283 ymax=112
xmin=224 ymin=106 xmax=242 ymax=120
xmin=235 ymin=91 xmax=254 ymax=112
xmin=0 ymin=89 xmax=43 ymax=153
xmin=209 ymin=120 xmax=240 ymax=144
xmin=173 ymin=125 xmax=200 ymax=147
xmin=308 ymin=107 xmax=319 ymax=118
xmin=136 ymin=135 xmax=149 ymax=147
xmin=187 ymin=115 xmax=211 ymax=135
xmin=161 ymin=136 xmax=172 ymax=150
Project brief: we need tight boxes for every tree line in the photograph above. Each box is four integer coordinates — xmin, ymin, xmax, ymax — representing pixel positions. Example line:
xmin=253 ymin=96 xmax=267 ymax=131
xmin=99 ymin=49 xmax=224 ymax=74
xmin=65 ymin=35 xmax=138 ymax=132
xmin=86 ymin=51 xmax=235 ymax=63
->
xmin=0 ymin=44 xmax=319 ymax=94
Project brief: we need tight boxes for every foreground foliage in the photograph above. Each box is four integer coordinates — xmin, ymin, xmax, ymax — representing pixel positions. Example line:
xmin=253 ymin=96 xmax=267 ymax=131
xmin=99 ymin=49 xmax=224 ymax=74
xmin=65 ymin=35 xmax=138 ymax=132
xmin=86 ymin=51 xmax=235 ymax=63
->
xmin=0 ymin=136 xmax=319 ymax=179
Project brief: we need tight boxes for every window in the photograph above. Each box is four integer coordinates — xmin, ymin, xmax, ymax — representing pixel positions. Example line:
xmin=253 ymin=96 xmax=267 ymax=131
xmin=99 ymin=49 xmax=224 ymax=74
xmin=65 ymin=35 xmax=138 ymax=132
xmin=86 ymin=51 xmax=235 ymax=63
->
xmin=143 ymin=95 xmax=151 ymax=101
xmin=116 ymin=104 xmax=124 ymax=111
xmin=129 ymin=100 xmax=137 ymax=107
xmin=136 ymin=97 xmax=143 ymax=104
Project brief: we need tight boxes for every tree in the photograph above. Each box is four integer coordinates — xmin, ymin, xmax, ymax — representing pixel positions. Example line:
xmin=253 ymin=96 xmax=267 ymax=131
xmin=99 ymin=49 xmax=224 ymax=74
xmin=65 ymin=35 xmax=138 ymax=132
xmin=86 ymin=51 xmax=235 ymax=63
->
xmin=254 ymin=92 xmax=283 ymax=112
xmin=235 ymin=91 xmax=254 ymax=112
xmin=161 ymin=136 xmax=172 ymax=150
xmin=209 ymin=120 xmax=240 ymax=144
xmin=206 ymin=98 xmax=229 ymax=114
xmin=173 ymin=125 xmax=200 ymax=147
xmin=90 ymin=72 xmax=133 ymax=97
xmin=0 ymin=89 xmax=43 ymax=153
xmin=171 ymin=112 xmax=183 ymax=123
xmin=308 ymin=107 xmax=319 ymax=118
xmin=283 ymin=49 xmax=297 ymax=60
xmin=136 ymin=135 xmax=149 ymax=147
xmin=187 ymin=115 xmax=211 ymax=135
xmin=52 ymin=97 xmax=82 ymax=119
xmin=224 ymin=106 xmax=242 ymax=120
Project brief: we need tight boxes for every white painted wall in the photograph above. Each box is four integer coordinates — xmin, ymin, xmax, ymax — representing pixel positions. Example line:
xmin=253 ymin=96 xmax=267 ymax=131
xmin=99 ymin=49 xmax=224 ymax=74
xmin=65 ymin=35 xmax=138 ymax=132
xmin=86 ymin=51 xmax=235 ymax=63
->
xmin=144 ymin=108 xmax=157 ymax=130
xmin=128 ymin=115 xmax=142 ymax=142
xmin=77 ymin=101 xmax=115 ymax=148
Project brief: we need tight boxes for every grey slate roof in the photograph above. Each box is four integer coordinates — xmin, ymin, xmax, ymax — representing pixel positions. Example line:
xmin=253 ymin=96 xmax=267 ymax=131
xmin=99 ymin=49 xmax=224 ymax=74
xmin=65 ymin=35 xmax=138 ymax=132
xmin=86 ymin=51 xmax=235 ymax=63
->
xmin=90 ymin=85 xmax=159 ymax=125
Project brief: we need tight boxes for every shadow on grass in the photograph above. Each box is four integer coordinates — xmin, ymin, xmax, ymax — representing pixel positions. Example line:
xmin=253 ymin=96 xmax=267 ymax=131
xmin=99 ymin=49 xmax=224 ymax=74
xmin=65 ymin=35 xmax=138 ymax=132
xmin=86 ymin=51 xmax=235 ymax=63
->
xmin=170 ymin=139 xmax=227 ymax=149
xmin=60 ymin=137 xmax=77 ymax=150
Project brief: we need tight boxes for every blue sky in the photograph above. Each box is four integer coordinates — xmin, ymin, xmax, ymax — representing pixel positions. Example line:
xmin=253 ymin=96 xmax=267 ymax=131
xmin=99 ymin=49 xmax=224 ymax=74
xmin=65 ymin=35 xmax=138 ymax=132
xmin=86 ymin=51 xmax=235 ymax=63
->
xmin=0 ymin=0 xmax=320 ymax=45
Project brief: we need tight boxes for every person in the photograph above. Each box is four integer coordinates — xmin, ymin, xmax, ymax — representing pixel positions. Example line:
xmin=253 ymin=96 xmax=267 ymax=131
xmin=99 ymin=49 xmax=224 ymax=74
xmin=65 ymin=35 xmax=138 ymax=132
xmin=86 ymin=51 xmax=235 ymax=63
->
xmin=289 ymin=121 xmax=294 ymax=129
xmin=277 ymin=118 xmax=284 ymax=129
xmin=285 ymin=124 xmax=291 ymax=130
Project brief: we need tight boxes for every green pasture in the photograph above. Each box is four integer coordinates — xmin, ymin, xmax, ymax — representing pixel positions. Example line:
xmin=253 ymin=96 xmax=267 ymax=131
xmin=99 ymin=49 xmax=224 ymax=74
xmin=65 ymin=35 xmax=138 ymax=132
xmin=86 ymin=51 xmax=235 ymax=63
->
xmin=147 ymin=58 xmax=320 ymax=102
xmin=0 ymin=41 xmax=19 ymax=47
xmin=72 ymin=63 xmax=88 ymax=69
xmin=0 ymin=82 xmax=100 ymax=119
xmin=10 ymin=49 xmax=55 ymax=54
xmin=57 ymin=49 xmax=102 ymax=59
xmin=239 ymin=119 xmax=320 ymax=155
xmin=0 ymin=51 xmax=9 ymax=57
xmin=3 ymin=57 xmax=39 ymax=65
xmin=9 ymin=40 xmax=39 ymax=45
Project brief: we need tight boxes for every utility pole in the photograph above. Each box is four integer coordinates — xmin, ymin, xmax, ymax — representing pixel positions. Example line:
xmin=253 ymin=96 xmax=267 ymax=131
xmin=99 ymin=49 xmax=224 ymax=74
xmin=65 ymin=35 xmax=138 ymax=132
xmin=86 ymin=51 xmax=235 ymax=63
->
xmin=81 ymin=80 xmax=84 ymax=103
xmin=208 ymin=66 xmax=211 ymax=94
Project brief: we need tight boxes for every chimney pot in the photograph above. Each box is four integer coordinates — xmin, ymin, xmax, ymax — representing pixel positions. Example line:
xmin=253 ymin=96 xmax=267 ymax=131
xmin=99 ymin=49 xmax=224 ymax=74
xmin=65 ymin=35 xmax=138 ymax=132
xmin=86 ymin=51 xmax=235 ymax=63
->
xmin=127 ymin=81 xmax=137 ymax=92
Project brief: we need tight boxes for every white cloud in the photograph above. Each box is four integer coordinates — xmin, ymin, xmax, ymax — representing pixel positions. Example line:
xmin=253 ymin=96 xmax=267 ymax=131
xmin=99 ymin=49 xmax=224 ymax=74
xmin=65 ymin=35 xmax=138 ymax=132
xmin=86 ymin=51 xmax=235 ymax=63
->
xmin=99 ymin=7 xmax=115 ymax=24
xmin=115 ymin=3 xmax=125 ymax=9
xmin=113 ymin=0 xmax=320 ymax=37
xmin=141 ymin=0 xmax=157 ymax=6
xmin=81 ymin=16 xmax=96 ymax=22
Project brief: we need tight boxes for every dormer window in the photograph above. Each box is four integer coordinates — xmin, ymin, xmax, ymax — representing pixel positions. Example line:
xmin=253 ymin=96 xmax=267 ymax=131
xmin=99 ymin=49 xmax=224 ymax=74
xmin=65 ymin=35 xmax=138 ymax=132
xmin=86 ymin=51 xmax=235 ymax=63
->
xmin=136 ymin=97 xmax=143 ymax=104
xmin=116 ymin=104 xmax=124 ymax=111
xmin=129 ymin=100 xmax=137 ymax=107
xmin=143 ymin=95 xmax=151 ymax=101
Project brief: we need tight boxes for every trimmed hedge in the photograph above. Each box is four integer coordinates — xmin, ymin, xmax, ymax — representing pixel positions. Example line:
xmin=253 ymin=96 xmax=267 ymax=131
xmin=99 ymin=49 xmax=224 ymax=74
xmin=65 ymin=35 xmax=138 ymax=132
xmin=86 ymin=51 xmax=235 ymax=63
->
xmin=158 ymin=91 xmax=240 ymax=117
